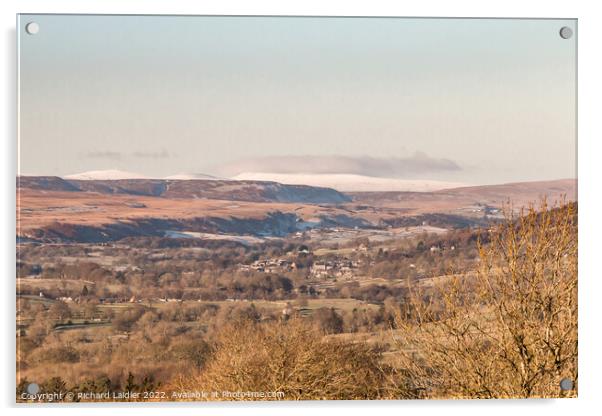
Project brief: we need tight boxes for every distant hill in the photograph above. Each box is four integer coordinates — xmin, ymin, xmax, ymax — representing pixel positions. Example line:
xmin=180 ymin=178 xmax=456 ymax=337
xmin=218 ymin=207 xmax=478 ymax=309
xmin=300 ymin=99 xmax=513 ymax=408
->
xmin=17 ymin=177 xmax=576 ymax=244
xmin=17 ymin=176 xmax=80 ymax=192
xmin=437 ymin=179 xmax=577 ymax=200
xmin=17 ymin=176 xmax=351 ymax=204
xmin=349 ymin=179 xmax=577 ymax=214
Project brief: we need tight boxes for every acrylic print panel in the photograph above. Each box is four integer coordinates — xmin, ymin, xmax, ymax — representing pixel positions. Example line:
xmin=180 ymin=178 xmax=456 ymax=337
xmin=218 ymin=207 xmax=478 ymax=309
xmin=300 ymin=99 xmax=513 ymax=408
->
xmin=17 ymin=15 xmax=577 ymax=402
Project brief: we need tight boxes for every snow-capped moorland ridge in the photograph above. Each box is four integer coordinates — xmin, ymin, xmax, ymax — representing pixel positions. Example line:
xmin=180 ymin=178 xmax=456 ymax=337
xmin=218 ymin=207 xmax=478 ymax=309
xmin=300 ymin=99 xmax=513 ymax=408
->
xmin=63 ymin=169 xmax=151 ymax=180
xmin=163 ymin=173 xmax=224 ymax=180
xmin=232 ymin=172 xmax=469 ymax=192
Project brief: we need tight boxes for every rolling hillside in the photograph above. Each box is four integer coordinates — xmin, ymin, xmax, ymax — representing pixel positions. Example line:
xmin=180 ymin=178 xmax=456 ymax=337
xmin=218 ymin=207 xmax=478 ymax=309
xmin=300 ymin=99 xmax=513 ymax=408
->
xmin=17 ymin=176 xmax=351 ymax=204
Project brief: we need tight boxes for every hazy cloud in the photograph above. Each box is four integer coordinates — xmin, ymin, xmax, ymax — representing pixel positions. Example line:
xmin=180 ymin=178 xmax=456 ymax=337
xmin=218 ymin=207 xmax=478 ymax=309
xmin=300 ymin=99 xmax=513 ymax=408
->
xmin=217 ymin=152 xmax=461 ymax=178
xmin=85 ymin=151 xmax=122 ymax=160
xmin=132 ymin=149 xmax=171 ymax=159
xmin=85 ymin=150 xmax=171 ymax=160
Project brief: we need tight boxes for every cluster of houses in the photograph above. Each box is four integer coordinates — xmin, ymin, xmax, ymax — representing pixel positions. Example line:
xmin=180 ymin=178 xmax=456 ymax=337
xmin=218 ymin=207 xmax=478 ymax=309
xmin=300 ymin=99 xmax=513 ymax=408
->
xmin=310 ymin=258 xmax=361 ymax=279
xmin=238 ymin=255 xmax=362 ymax=281
xmin=239 ymin=258 xmax=297 ymax=274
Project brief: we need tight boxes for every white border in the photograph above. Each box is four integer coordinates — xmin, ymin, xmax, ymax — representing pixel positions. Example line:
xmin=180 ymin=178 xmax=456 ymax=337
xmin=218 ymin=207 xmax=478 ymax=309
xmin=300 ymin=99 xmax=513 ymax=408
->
xmin=2 ymin=1 xmax=601 ymax=415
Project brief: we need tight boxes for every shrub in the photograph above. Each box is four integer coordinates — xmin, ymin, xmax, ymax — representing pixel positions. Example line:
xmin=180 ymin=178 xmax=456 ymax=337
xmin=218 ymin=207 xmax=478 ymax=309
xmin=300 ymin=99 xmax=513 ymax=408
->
xmin=30 ymin=345 xmax=80 ymax=364
xmin=169 ymin=318 xmax=415 ymax=400
xmin=312 ymin=307 xmax=344 ymax=334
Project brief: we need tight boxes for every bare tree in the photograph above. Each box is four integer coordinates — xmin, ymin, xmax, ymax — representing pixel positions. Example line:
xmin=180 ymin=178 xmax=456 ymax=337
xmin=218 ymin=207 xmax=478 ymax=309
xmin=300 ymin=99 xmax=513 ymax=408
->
xmin=394 ymin=201 xmax=577 ymax=398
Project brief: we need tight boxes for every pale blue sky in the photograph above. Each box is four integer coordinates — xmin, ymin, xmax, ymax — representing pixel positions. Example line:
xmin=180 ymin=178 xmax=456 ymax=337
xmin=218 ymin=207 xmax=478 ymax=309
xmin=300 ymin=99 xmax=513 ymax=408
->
xmin=18 ymin=15 xmax=576 ymax=184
